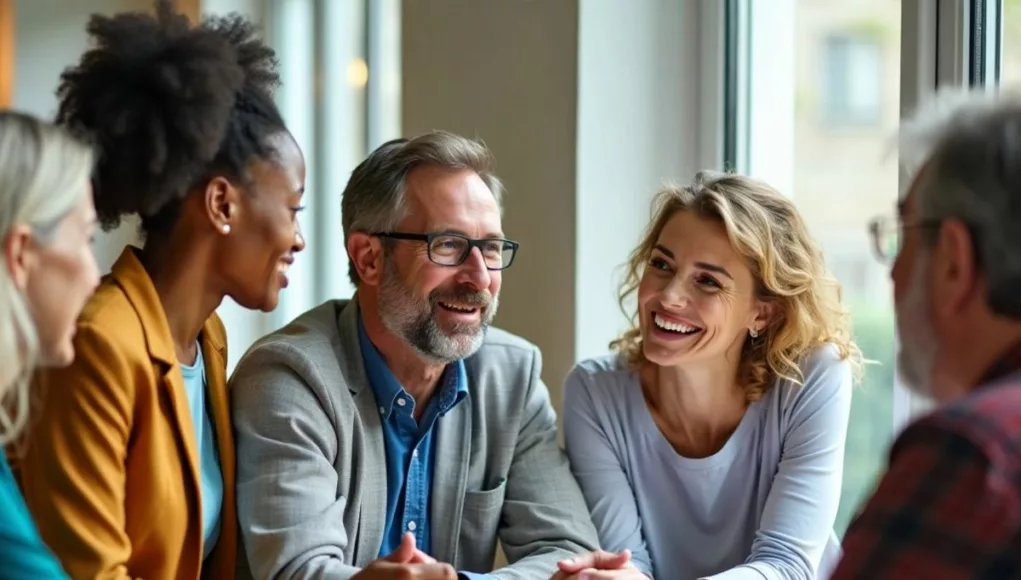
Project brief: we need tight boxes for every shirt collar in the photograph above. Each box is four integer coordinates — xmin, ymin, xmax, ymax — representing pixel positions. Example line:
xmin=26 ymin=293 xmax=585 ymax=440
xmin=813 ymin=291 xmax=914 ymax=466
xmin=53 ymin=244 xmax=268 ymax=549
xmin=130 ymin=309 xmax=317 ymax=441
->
xmin=357 ymin=312 xmax=468 ymax=419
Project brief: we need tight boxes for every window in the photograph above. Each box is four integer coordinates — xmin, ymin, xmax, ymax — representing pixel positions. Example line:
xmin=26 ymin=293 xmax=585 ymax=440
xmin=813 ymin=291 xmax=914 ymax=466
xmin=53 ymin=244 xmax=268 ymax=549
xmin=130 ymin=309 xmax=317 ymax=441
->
xmin=822 ymin=34 xmax=883 ymax=126
xmin=1003 ymin=0 xmax=1021 ymax=84
xmin=214 ymin=0 xmax=400 ymax=372
xmin=731 ymin=0 xmax=901 ymax=536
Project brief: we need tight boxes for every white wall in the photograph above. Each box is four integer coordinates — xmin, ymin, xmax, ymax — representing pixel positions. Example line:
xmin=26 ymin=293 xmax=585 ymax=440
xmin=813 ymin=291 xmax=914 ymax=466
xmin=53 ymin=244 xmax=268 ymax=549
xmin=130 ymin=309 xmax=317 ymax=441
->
xmin=13 ymin=0 xmax=150 ymax=273
xmin=12 ymin=0 xmax=149 ymax=115
xmin=743 ymin=0 xmax=796 ymax=196
xmin=574 ymin=0 xmax=703 ymax=364
xmin=200 ymin=0 xmax=258 ymax=17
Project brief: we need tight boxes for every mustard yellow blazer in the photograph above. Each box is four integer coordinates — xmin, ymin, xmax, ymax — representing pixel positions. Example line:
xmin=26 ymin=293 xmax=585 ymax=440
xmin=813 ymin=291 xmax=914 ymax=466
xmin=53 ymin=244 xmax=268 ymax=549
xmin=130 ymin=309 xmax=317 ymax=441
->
xmin=17 ymin=247 xmax=238 ymax=580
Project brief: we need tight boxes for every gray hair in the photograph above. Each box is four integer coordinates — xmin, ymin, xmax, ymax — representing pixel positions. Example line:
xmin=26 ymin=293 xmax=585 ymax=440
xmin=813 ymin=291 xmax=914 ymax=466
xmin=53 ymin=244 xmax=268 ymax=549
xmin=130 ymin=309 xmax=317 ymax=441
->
xmin=0 ymin=111 xmax=94 ymax=445
xmin=899 ymin=87 xmax=1021 ymax=318
xmin=341 ymin=131 xmax=504 ymax=287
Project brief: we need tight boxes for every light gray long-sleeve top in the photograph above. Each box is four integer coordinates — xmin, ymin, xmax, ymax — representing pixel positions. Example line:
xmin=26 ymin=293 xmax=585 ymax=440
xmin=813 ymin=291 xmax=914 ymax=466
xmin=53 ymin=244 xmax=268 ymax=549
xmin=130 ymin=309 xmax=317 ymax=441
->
xmin=563 ymin=345 xmax=852 ymax=580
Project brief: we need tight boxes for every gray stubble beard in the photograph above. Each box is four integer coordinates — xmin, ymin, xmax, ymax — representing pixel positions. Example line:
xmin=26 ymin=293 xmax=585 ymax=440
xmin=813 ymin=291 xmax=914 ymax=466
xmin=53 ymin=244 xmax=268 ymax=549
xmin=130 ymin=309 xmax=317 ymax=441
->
xmin=378 ymin=257 xmax=499 ymax=364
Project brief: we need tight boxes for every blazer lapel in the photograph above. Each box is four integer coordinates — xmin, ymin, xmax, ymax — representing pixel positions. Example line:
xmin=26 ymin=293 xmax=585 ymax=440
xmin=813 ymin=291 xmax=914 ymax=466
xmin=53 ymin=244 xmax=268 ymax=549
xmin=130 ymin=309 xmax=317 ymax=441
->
xmin=201 ymin=325 xmax=238 ymax=575
xmin=110 ymin=247 xmax=202 ymax=522
xmin=202 ymin=329 xmax=232 ymax=491
xmin=336 ymin=299 xmax=388 ymax=563
xmin=431 ymin=397 xmax=471 ymax=565
xmin=161 ymin=359 xmax=203 ymax=516
xmin=351 ymin=388 xmax=388 ymax=562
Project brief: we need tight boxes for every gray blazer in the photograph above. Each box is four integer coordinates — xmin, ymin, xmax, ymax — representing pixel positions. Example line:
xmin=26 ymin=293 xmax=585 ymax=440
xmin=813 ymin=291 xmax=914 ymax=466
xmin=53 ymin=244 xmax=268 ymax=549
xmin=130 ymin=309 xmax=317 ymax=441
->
xmin=230 ymin=299 xmax=600 ymax=579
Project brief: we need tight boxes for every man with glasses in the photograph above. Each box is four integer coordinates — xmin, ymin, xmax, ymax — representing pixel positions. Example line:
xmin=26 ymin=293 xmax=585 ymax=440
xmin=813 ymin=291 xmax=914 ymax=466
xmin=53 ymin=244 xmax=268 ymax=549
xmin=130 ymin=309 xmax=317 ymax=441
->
xmin=230 ymin=131 xmax=600 ymax=580
xmin=832 ymin=90 xmax=1021 ymax=578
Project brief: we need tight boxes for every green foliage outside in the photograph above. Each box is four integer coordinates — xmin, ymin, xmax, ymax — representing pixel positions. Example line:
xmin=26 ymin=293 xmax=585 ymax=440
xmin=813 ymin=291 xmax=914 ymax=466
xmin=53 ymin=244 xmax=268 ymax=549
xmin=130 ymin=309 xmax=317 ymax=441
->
xmin=1006 ymin=0 xmax=1021 ymax=48
xmin=844 ymin=17 xmax=896 ymax=43
xmin=834 ymin=301 xmax=896 ymax=535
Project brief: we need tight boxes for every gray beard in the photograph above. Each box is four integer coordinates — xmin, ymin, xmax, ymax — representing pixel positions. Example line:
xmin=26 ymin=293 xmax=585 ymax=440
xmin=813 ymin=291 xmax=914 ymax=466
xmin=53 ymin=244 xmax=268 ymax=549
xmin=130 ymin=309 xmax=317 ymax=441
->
xmin=896 ymin=253 xmax=939 ymax=398
xmin=377 ymin=257 xmax=498 ymax=364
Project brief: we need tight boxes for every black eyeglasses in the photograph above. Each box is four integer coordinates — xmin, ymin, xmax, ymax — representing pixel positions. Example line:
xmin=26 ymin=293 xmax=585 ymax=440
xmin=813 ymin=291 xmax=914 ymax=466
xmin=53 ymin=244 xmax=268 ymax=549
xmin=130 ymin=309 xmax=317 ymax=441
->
xmin=374 ymin=232 xmax=520 ymax=270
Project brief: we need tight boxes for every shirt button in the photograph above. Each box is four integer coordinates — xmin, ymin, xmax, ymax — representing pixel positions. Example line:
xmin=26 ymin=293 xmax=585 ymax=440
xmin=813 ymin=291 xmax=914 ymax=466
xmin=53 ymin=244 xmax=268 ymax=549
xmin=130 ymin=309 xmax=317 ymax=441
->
xmin=412 ymin=448 xmax=419 ymax=458
xmin=407 ymin=521 xmax=417 ymax=531
xmin=378 ymin=406 xmax=385 ymax=415
xmin=397 ymin=398 xmax=407 ymax=407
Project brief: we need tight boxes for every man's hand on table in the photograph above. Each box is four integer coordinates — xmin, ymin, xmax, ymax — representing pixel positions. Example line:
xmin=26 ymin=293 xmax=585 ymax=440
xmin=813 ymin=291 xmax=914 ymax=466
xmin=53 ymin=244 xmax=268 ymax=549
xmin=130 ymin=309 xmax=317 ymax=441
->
xmin=353 ymin=533 xmax=457 ymax=580
xmin=551 ymin=549 xmax=651 ymax=580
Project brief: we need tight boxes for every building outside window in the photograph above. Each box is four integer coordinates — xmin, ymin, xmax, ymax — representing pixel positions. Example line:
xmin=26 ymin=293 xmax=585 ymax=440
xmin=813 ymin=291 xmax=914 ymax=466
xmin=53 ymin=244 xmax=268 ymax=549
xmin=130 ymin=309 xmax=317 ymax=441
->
xmin=821 ymin=33 xmax=883 ymax=126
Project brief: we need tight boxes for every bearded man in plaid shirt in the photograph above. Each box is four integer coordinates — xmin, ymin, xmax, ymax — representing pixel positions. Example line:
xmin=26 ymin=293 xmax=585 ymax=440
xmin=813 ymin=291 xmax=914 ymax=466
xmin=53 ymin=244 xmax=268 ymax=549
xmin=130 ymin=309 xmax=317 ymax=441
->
xmin=831 ymin=89 xmax=1021 ymax=579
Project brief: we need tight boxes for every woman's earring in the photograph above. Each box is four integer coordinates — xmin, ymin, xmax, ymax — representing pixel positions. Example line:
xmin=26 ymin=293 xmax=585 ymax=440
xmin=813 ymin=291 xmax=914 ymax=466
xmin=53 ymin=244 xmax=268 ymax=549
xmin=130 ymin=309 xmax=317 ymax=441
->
xmin=749 ymin=328 xmax=759 ymax=338
xmin=221 ymin=224 xmax=231 ymax=235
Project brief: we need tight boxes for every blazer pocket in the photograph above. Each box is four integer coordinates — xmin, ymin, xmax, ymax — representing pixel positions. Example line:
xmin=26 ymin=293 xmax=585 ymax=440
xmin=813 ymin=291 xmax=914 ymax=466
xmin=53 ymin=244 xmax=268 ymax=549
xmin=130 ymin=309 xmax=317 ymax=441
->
xmin=459 ymin=478 xmax=507 ymax=571
xmin=463 ymin=478 xmax=507 ymax=514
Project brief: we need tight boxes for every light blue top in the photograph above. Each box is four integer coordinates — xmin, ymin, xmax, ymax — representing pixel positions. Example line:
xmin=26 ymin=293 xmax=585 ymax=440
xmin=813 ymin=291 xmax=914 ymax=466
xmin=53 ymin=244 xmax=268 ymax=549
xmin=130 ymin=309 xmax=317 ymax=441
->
xmin=563 ymin=345 xmax=852 ymax=580
xmin=179 ymin=342 xmax=224 ymax=561
xmin=0 ymin=449 xmax=69 ymax=578
xmin=356 ymin=316 xmax=490 ymax=580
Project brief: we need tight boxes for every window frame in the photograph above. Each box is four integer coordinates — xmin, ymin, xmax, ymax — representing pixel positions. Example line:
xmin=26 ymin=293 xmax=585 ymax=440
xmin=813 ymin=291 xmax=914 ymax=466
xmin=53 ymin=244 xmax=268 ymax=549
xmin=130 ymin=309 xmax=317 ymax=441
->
xmin=213 ymin=0 xmax=398 ymax=372
xmin=721 ymin=0 xmax=979 ymax=446
xmin=264 ymin=0 xmax=400 ymax=330
xmin=968 ymin=0 xmax=1001 ymax=85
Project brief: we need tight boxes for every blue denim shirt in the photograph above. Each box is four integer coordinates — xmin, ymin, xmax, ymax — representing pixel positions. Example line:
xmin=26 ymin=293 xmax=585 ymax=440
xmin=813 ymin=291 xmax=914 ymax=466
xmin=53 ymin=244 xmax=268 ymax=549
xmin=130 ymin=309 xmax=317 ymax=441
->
xmin=357 ymin=316 xmax=492 ymax=579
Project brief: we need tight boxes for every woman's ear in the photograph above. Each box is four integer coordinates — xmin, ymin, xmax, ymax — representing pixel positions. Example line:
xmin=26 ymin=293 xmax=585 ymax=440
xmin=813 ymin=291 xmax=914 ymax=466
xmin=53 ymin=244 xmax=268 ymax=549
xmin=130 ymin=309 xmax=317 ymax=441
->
xmin=752 ymin=299 xmax=777 ymax=335
xmin=204 ymin=176 xmax=241 ymax=234
xmin=3 ymin=224 xmax=34 ymax=291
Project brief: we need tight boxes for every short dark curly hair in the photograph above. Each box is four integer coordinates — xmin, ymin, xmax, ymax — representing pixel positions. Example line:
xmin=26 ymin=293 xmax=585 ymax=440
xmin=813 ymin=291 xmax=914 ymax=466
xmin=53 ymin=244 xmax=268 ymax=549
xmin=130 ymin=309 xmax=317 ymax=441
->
xmin=55 ymin=0 xmax=288 ymax=235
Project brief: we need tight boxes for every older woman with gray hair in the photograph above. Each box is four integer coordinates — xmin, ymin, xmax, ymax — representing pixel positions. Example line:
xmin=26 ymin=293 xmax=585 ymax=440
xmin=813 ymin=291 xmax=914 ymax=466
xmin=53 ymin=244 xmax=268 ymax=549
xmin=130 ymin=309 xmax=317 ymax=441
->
xmin=833 ymin=88 xmax=1021 ymax=577
xmin=0 ymin=111 xmax=99 ymax=578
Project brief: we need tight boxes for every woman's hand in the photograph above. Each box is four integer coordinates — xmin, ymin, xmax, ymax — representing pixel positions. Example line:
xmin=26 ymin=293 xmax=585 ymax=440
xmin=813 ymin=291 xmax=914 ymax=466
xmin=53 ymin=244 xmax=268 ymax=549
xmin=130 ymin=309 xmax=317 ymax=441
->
xmin=550 ymin=550 xmax=651 ymax=580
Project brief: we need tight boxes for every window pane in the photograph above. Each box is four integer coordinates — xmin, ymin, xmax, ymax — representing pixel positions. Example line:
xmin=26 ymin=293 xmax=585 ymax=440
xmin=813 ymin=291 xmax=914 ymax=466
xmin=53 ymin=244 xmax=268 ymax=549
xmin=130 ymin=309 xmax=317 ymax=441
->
xmin=798 ymin=0 xmax=898 ymax=537
xmin=822 ymin=35 xmax=882 ymax=125
xmin=1004 ymin=0 xmax=1021 ymax=85
xmin=746 ymin=0 xmax=900 ymax=536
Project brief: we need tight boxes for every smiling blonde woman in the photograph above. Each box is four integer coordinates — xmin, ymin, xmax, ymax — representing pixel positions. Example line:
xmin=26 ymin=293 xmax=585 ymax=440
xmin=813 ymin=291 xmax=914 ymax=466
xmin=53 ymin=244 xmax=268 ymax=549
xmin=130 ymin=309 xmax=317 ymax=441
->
xmin=0 ymin=110 xmax=99 ymax=579
xmin=561 ymin=171 xmax=862 ymax=580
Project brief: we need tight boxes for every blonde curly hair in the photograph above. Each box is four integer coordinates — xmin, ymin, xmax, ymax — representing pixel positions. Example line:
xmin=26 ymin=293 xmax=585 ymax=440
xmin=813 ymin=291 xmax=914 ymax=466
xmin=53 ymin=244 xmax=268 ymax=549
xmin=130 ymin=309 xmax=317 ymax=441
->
xmin=611 ymin=171 xmax=862 ymax=402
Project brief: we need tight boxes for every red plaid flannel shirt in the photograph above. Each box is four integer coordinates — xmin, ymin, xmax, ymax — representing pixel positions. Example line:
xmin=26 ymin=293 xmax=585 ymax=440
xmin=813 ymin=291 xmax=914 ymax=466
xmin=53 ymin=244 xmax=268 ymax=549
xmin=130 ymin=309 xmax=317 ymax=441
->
xmin=831 ymin=344 xmax=1021 ymax=579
